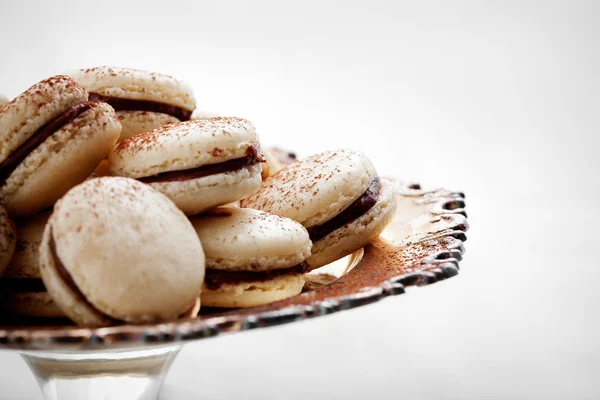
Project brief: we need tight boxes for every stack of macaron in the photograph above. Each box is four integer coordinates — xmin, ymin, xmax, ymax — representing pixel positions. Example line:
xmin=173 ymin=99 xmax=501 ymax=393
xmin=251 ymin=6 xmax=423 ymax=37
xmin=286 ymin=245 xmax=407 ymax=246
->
xmin=0 ymin=66 xmax=397 ymax=326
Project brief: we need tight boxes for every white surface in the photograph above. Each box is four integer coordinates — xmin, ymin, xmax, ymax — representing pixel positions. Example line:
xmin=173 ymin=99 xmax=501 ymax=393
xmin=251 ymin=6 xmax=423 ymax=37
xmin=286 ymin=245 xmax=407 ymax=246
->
xmin=0 ymin=0 xmax=598 ymax=399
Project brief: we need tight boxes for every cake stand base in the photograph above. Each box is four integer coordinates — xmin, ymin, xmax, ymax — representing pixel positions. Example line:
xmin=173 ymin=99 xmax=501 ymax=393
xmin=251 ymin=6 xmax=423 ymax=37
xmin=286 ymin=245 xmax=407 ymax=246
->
xmin=20 ymin=344 xmax=181 ymax=400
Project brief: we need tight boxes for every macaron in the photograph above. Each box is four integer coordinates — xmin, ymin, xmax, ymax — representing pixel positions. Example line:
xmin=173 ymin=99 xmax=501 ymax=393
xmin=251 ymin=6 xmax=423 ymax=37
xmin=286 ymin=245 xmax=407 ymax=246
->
xmin=241 ymin=149 xmax=397 ymax=270
xmin=0 ymin=94 xmax=9 ymax=107
xmin=261 ymin=148 xmax=282 ymax=180
xmin=269 ymin=147 xmax=297 ymax=166
xmin=190 ymin=207 xmax=311 ymax=308
xmin=68 ymin=67 xmax=196 ymax=141
xmin=0 ymin=212 xmax=64 ymax=318
xmin=191 ymin=110 xmax=219 ymax=120
xmin=0 ymin=75 xmax=121 ymax=217
xmin=93 ymin=159 xmax=112 ymax=177
xmin=39 ymin=177 xmax=205 ymax=326
xmin=109 ymin=117 xmax=264 ymax=216
xmin=261 ymin=147 xmax=298 ymax=180
xmin=0 ymin=203 xmax=16 ymax=276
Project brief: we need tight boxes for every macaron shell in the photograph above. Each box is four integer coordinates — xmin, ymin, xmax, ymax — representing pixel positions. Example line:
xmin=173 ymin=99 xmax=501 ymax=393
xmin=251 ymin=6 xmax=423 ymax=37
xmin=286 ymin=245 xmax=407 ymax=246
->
xmin=68 ymin=66 xmax=196 ymax=111
xmin=241 ymin=149 xmax=377 ymax=228
xmin=148 ymin=162 xmax=262 ymax=216
xmin=109 ymin=117 xmax=260 ymax=179
xmin=39 ymin=228 xmax=113 ymax=326
xmin=0 ymin=75 xmax=87 ymax=164
xmin=201 ymin=274 xmax=305 ymax=308
xmin=180 ymin=297 xmax=201 ymax=319
xmin=92 ymin=158 xmax=112 ymax=177
xmin=0 ymin=204 xmax=16 ymax=274
xmin=268 ymin=147 xmax=298 ymax=166
xmin=307 ymin=178 xmax=397 ymax=270
xmin=261 ymin=148 xmax=284 ymax=180
xmin=1 ymin=102 xmax=121 ymax=217
xmin=190 ymin=208 xmax=311 ymax=272
xmin=3 ymin=211 xmax=50 ymax=279
xmin=116 ymin=111 xmax=180 ymax=142
xmin=41 ymin=177 xmax=205 ymax=324
xmin=0 ymin=290 xmax=65 ymax=318
xmin=0 ymin=94 xmax=8 ymax=106
xmin=191 ymin=110 xmax=219 ymax=119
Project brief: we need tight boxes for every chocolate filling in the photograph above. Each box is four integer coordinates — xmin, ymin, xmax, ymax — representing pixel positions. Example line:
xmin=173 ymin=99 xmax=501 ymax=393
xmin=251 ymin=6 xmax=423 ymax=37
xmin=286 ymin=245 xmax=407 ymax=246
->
xmin=0 ymin=102 xmax=94 ymax=186
xmin=139 ymin=145 xmax=266 ymax=184
xmin=204 ymin=262 xmax=309 ymax=290
xmin=88 ymin=93 xmax=192 ymax=121
xmin=307 ymin=177 xmax=381 ymax=242
xmin=0 ymin=279 xmax=47 ymax=293
xmin=50 ymin=233 xmax=88 ymax=302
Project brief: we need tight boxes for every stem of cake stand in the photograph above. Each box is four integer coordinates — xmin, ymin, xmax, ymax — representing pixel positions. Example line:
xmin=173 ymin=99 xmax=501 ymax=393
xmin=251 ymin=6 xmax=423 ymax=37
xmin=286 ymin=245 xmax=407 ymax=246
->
xmin=20 ymin=344 xmax=181 ymax=400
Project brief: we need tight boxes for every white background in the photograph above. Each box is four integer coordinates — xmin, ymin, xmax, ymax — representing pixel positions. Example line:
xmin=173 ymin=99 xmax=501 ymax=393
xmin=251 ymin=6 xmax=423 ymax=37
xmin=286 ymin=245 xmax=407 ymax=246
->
xmin=1 ymin=0 xmax=599 ymax=399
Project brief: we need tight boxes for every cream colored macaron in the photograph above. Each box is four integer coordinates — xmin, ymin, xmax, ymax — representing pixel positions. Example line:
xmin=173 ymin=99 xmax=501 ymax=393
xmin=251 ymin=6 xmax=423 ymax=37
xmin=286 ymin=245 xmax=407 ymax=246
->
xmin=190 ymin=207 xmax=311 ymax=308
xmin=191 ymin=110 xmax=219 ymax=120
xmin=0 ymin=94 xmax=9 ymax=107
xmin=39 ymin=177 xmax=205 ymax=326
xmin=0 ymin=211 xmax=64 ymax=318
xmin=261 ymin=147 xmax=297 ymax=179
xmin=261 ymin=148 xmax=282 ymax=180
xmin=0 ymin=75 xmax=121 ymax=217
xmin=4 ymin=211 xmax=49 ymax=279
xmin=0 ymin=211 xmax=65 ymax=318
xmin=269 ymin=147 xmax=297 ymax=167
xmin=242 ymin=149 xmax=397 ymax=270
xmin=0 ymin=203 xmax=16 ymax=276
xmin=109 ymin=117 xmax=264 ymax=216
xmin=68 ymin=66 xmax=196 ymax=141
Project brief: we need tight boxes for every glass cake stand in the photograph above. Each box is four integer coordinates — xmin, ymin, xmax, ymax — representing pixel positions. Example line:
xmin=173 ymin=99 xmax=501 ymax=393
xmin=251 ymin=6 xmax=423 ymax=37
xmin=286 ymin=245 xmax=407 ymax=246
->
xmin=0 ymin=179 xmax=468 ymax=400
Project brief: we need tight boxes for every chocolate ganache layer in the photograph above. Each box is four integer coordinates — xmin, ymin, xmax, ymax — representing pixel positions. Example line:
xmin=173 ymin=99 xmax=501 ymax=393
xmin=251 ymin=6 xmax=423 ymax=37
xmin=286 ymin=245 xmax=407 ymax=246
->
xmin=0 ymin=279 xmax=47 ymax=293
xmin=139 ymin=145 xmax=266 ymax=184
xmin=307 ymin=177 xmax=381 ymax=242
xmin=50 ymin=232 xmax=116 ymax=322
xmin=0 ymin=102 xmax=94 ymax=186
xmin=204 ymin=262 xmax=309 ymax=290
xmin=50 ymin=233 xmax=87 ymax=301
xmin=88 ymin=93 xmax=192 ymax=121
